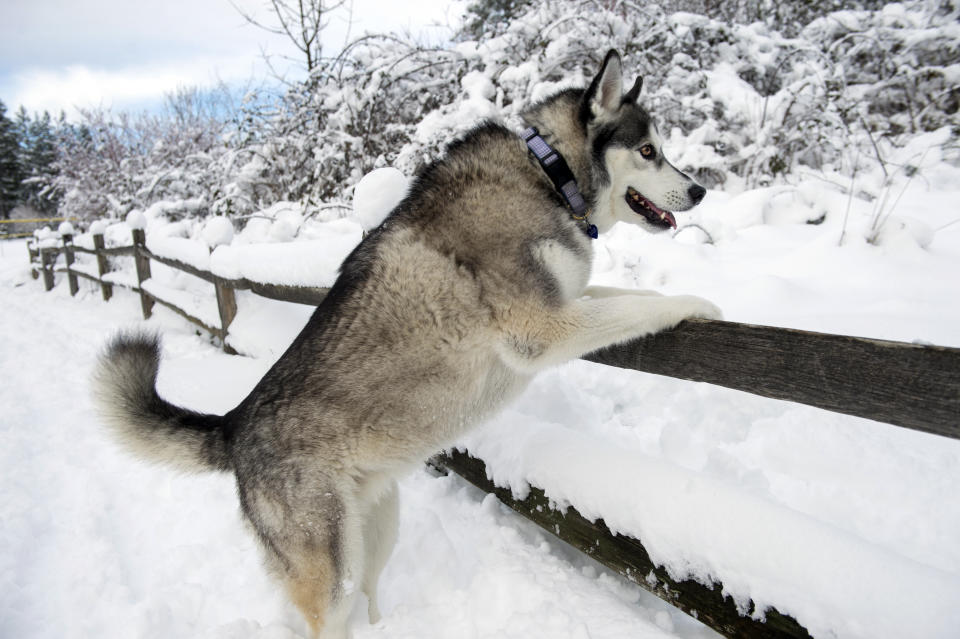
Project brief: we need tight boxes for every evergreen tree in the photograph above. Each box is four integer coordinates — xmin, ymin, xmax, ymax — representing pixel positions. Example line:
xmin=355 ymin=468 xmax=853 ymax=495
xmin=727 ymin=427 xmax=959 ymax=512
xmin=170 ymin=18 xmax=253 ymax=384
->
xmin=9 ymin=107 xmax=61 ymax=214
xmin=21 ymin=110 xmax=60 ymax=213
xmin=0 ymin=100 xmax=24 ymax=219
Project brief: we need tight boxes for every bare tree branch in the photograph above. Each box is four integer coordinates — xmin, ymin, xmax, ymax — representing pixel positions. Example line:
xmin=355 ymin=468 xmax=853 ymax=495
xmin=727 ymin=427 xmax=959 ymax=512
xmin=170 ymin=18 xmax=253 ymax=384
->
xmin=230 ymin=0 xmax=350 ymax=73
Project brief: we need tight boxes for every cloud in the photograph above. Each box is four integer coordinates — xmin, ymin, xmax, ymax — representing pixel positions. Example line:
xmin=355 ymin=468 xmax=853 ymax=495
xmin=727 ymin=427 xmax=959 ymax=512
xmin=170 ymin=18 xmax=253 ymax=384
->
xmin=5 ymin=57 xmax=261 ymax=116
xmin=1 ymin=0 xmax=463 ymax=116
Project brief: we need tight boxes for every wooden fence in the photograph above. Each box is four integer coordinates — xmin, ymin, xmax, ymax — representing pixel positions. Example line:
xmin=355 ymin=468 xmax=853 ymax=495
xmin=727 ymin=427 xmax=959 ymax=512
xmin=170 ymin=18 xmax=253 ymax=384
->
xmin=27 ymin=225 xmax=960 ymax=639
xmin=29 ymin=227 xmax=330 ymax=354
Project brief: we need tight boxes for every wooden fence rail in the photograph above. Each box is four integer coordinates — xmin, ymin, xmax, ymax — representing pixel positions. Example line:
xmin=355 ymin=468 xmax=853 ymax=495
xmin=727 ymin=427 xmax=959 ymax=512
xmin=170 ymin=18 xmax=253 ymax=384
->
xmin=26 ymin=225 xmax=960 ymax=639
xmin=585 ymin=321 xmax=960 ymax=440
xmin=429 ymin=450 xmax=813 ymax=639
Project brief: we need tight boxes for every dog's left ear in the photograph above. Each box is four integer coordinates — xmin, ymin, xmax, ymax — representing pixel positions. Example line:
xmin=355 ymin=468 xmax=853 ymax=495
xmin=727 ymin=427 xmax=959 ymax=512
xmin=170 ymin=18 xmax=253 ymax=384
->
xmin=583 ymin=49 xmax=624 ymax=120
xmin=623 ymin=76 xmax=643 ymax=103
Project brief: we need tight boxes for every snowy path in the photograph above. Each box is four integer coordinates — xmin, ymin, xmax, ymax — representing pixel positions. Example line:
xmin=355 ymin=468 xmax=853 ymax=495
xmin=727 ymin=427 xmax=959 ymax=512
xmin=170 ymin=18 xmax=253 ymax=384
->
xmin=0 ymin=247 xmax=715 ymax=639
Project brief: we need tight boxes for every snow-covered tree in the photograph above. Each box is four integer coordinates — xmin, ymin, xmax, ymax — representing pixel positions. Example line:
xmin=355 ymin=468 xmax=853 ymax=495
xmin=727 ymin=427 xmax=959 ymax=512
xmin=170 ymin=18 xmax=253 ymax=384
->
xmin=0 ymin=100 xmax=23 ymax=219
xmin=17 ymin=110 xmax=61 ymax=214
xmin=42 ymin=0 xmax=960 ymax=223
xmin=51 ymin=84 xmax=248 ymax=220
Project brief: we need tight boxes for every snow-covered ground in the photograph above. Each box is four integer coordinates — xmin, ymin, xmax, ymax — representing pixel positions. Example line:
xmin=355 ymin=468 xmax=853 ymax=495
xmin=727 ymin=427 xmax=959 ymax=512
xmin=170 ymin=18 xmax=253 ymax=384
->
xmin=0 ymin=244 xmax=714 ymax=639
xmin=3 ymin=151 xmax=960 ymax=638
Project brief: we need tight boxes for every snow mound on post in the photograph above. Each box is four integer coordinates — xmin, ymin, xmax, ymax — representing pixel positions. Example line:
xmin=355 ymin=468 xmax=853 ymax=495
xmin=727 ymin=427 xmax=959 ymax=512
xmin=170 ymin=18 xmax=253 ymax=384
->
xmin=125 ymin=210 xmax=146 ymax=230
xmin=461 ymin=70 xmax=495 ymax=101
xmin=57 ymin=221 xmax=74 ymax=236
xmin=35 ymin=226 xmax=59 ymax=248
xmin=201 ymin=217 xmax=234 ymax=248
xmin=353 ymin=167 xmax=410 ymax=231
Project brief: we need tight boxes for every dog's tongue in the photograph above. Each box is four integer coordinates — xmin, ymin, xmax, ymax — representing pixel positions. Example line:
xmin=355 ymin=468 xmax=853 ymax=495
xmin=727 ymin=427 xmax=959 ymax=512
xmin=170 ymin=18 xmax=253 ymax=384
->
xmin=647 ymin=199 xmax=677 ymax=229
xmin=626 ymin=187 xmax=677 ymax=229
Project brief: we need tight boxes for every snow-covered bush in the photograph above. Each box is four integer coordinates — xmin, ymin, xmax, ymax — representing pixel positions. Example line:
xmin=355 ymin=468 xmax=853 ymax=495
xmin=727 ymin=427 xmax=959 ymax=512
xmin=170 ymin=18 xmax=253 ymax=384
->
xmin=43 ymin=0 xmax=959 ymax=226
xmin=243 ymin=0 xmax=957 ymax=199
xmin=400 ymin=0 xmax=958 ymax=189
xmin=209 ymin=37 xmax=471 ymax=218
xmin=52 ymin=86 xmax=243 ymax=221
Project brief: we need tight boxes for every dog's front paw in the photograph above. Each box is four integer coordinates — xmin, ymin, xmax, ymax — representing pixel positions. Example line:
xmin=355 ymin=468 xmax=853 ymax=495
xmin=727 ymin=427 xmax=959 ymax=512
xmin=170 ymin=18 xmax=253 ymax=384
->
xmin=672 ymin=295 xmax=723 ymax=322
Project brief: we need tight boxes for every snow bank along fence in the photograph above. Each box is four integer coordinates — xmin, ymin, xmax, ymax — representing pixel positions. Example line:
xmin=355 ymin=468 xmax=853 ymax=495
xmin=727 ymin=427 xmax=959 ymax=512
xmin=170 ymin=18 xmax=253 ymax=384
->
xmin=29 ymin=226 xmax=960 ymax=639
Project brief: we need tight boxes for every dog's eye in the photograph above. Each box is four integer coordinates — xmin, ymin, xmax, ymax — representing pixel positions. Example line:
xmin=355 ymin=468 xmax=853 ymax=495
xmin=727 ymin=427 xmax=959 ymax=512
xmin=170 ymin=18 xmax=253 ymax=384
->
xmin=639 ymin=144 xmax=656 ymax=159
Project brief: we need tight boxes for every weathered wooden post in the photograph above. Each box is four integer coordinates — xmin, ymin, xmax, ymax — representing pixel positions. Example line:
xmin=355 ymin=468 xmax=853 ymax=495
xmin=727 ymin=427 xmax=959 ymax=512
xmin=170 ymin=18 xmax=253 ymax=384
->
xmin=27 ymin=240 xmax=39 ymax=280
xmin=92 ymin=229 xmax=113 ymax=301
xmin=130 ymin=227 xmax=154 ymax=319
xmin=214 ymin=279 xmax=237 ymax=354
xmin=60 ymin=223 xmax=79 ymax=296
xmin=39 ymin=244 xmax=55 ymax=291
xmin=204 ymin=216 xmax=237 ymax=354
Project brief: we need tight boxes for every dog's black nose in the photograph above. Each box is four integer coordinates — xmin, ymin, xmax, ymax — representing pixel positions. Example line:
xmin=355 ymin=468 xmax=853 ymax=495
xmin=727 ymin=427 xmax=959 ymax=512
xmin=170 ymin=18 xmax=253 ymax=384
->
xmin=688 ymin=184 xmax=706 ymax=204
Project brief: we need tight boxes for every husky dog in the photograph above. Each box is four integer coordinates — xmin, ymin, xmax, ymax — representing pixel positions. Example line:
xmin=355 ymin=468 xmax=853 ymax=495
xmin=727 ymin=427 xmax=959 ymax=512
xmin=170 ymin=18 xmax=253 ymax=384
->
xmin=95 ymin=50 xmax=720 ymax=638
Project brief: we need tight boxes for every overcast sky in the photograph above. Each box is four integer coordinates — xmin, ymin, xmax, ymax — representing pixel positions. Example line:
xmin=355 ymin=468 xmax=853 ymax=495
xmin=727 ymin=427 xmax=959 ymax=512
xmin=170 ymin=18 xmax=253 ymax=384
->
xmin=0 ymin=0 xmax=463 ymax=118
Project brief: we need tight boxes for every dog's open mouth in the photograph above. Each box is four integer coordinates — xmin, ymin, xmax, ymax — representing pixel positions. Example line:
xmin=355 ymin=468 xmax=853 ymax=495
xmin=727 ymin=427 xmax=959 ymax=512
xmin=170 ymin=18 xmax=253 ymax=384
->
xmin=625 ymin=187 xmax=677 ymax=229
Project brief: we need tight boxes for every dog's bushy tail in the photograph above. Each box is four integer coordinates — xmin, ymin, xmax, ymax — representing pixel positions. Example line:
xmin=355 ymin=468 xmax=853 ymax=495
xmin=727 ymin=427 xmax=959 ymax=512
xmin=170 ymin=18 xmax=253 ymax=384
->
xmin=93 ymin=331 xmax=232 ymax=472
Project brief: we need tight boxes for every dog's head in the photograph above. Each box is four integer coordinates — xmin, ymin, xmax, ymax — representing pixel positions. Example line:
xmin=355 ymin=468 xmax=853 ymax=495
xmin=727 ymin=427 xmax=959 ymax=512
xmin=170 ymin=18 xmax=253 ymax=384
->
xmin=582 ymin=50 xmax=705 ymax=234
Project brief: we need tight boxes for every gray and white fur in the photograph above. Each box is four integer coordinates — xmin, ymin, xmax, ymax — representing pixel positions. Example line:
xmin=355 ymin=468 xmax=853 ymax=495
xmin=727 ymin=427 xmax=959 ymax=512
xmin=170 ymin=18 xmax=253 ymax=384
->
xmin=93 ymin=50 xmax=721 ymax=638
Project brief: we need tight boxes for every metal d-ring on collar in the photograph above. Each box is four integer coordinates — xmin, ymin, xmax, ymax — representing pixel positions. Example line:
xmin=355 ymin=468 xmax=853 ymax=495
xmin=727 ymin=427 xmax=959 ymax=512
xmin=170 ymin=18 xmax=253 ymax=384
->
xmin=521 ymin=126 xmax=598 ymax=239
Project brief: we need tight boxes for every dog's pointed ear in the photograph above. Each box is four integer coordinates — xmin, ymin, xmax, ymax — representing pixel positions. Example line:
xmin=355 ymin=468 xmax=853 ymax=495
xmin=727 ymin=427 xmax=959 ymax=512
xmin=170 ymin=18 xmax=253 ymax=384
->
xmin=583 ymin=50 xmax=623 ymax=120
xmin=624 ymin=76 xmax=643 ymax=103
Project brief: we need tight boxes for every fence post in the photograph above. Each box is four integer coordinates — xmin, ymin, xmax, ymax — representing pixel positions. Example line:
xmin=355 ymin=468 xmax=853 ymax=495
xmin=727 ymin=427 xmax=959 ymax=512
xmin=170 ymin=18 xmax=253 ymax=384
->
xmin=214 ymin=279 xmax=238 ymax=354
xmin=130 ymin=228 xmax=154 ymax=319
xmin=27 ymin=242 xmax=39 ymax=280
xmin=92 ymin=231 xmax=113 ymax=301
xmin=205 ymin=218 xmax=237 ymax=354
xmin=62 ymin=233 xmax=79 ymax=296
xmin=39 ymin=244 xmax=55 ymax=291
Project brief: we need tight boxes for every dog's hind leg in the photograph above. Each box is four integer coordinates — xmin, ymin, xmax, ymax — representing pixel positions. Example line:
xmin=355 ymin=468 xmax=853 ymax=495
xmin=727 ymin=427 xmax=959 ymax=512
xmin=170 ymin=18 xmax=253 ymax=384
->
xmin=282 ymin=555 xmax=337 ymax=639
xmin=360 ymin=479 xmax=399 ymax=623
xmin=277 ymin=512 xmax=364 ymax=639
xmin=240 ymin=476 xmax=364 ymax=639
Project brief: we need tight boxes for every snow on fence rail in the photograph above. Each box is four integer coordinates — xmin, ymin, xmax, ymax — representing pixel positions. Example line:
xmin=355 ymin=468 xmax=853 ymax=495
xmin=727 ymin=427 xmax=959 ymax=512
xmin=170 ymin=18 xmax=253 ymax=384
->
xmin=27 ymin=225 xmax=960 ymax=639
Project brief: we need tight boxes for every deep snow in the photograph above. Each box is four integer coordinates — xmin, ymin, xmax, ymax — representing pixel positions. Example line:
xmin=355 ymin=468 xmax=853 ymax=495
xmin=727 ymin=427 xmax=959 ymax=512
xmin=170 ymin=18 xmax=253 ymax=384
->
xmin=3 ymin=149 xmax=960 ymax=638
xmin=0 ymin=244 xmax=715 ymax=639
